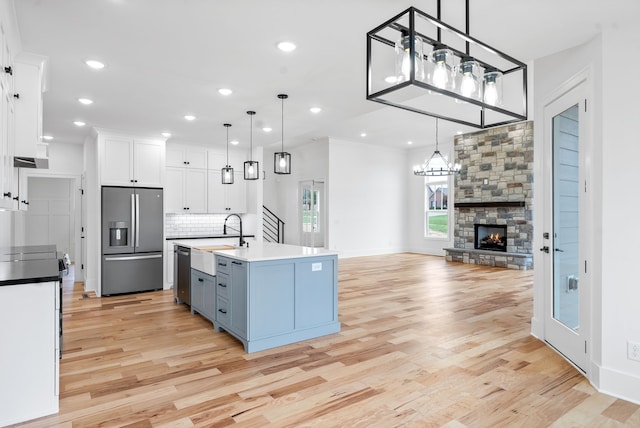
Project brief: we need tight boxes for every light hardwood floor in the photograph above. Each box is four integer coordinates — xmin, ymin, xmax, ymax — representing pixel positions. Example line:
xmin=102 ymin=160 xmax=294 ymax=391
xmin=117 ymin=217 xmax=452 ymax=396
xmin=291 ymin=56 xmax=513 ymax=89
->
xmin=15 ymin=254 xmax=640 ymax=427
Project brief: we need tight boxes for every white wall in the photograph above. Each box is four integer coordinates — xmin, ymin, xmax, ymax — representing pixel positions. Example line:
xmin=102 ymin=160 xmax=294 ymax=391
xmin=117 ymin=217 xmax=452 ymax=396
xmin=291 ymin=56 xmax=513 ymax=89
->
xmin=405 ymin=142 xmax=456 ymax=255
xmin=263 ymin=138 xmax=330 ymax=246
xmin=533 ymin=20 xmax=640 ymax=404
xmin=599 ymin=21 xmax=640 ymax=404
xmin=328 ymin=138 xmax=406 ymax=257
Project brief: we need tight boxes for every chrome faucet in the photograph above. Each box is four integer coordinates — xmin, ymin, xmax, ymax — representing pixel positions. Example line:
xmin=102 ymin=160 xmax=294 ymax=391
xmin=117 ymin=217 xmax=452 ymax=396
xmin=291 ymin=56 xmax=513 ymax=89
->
xmin=223 ymin=213 xmax=245 ymax=247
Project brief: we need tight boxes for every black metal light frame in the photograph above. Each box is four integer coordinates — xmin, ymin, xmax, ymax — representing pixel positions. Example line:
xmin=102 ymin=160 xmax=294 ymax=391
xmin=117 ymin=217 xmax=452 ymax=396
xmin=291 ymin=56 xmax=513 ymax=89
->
xmin=274 ymin=93 xmax=291 ymax=175
xmin=244 ymin=110 xmax=259 ymax=180
xmin=366 ymin=1 xmax=528 ymax=129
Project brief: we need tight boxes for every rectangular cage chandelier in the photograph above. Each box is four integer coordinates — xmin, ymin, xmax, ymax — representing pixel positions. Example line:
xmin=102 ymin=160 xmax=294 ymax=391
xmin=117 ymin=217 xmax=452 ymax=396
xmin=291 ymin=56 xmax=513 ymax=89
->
xmin=366 ymin=1 xmax=527 ymax=129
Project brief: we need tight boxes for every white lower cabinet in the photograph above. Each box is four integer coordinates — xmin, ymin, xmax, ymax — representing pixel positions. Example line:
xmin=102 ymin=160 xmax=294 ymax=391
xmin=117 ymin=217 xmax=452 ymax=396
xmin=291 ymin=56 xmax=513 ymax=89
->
xmin=0 ymin=281 xmax=59 ymax=426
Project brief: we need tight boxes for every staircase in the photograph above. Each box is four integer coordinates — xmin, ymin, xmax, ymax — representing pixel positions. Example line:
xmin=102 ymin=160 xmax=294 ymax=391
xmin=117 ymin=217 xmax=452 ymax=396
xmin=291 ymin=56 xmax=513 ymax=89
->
xmin=263 ymin=205 xmax=285 ymax=243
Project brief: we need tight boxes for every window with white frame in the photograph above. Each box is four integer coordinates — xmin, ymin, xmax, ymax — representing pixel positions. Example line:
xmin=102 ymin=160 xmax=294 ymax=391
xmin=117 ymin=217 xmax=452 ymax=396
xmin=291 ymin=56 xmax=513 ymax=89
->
xmin=424 ymin=175 xmax=449 ymax=238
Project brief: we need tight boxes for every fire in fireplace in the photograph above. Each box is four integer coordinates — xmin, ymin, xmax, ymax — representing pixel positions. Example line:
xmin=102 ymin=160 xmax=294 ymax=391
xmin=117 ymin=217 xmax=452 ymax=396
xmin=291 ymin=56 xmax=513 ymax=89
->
xmin=474 ymin=224 xmax=507 ymax=252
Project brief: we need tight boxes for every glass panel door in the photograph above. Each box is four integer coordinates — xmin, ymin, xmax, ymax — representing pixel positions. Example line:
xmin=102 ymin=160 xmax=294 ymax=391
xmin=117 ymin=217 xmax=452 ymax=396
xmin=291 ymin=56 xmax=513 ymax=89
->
xmin=300 ymin=180 xmax=325 ymax=248
xmin=553 ymin=104 xmax=580 ymax=331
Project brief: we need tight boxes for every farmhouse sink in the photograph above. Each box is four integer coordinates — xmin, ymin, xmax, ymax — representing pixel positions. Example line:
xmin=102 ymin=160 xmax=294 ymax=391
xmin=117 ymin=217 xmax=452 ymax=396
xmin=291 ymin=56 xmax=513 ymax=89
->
xmin=190 ymin=245 xmax=235 ymax=276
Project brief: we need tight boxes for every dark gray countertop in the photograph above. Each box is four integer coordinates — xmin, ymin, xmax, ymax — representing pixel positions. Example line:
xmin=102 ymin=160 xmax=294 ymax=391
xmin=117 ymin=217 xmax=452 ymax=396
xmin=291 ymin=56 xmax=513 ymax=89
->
xmin=0 ymin=245 xmax=60 ymax=286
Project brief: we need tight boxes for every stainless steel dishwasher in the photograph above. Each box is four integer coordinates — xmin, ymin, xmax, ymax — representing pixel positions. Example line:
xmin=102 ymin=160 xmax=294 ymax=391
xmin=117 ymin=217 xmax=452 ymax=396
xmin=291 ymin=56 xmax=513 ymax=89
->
xmin=175 ymin=245 xmax=191 ymax=305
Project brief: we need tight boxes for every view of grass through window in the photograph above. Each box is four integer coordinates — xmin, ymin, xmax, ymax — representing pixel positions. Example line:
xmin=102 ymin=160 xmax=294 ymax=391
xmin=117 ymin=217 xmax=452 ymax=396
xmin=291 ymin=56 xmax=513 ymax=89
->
xmin=425 ymin=181 xmax=448 ymax=238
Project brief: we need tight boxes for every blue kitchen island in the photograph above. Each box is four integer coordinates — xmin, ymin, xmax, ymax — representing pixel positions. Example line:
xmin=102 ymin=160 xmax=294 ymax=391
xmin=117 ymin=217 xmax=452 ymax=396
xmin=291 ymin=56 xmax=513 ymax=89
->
xmin=209 ymin=242 xmax=340 ymax=353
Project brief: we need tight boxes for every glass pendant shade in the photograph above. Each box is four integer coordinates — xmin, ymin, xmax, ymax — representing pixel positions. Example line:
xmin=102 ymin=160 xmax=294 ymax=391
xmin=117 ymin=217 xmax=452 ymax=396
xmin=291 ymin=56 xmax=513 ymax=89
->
xmin=244 ymin=160 xmax=259 ymax=180
xmin=483 ymin=69 xmax=503 ymax=106
xmin=222 ymin=166 xmax=234 ymax=184
xmin=274 ymin=94 xmax=291 ymax=174
xmin=395 ymin=30 xmax=424 ymax=83
xmin=427 ymin=46 xmax=454 ymax=91
xmin=274 ymin=152 xmax=291 ymax=174
xmin=455 ymin=57 xmax=483 ymax=101
xmin=222 ymin=123 xmax=234 ymax=184
xmin=244 ymin=110 xmax=259 ymax=180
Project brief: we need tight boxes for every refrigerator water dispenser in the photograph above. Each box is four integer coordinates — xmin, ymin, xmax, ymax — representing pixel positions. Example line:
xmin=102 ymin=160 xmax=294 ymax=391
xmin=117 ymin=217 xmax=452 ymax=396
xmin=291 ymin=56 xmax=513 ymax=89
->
xmin=109 ymin=221 xmax=129 ymax=247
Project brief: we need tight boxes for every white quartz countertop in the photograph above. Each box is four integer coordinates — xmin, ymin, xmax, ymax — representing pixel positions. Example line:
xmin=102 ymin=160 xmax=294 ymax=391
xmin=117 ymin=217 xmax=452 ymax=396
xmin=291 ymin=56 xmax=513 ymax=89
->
xmin=171 ymin=239 xmax=338 ymax=262
xmin=214 ymin=242 xmax=337 ymax=262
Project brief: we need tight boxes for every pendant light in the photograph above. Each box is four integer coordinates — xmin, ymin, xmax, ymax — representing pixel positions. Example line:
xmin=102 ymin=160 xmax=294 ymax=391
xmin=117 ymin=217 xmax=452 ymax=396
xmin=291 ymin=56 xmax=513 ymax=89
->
xmin=274 ymin=93 xmax=291 ymax=174
xmin=244 ymin=111 xmax=259 ymax=180
xmin=413 ymin=118 xmax=461 ymax=176
xmin=455 ymin=56 xmax=483 ymax=101
xmin=427 ymin=45 xmax=454 ymax=91
xmin=221 ymin=123 xmax=234 ymax=184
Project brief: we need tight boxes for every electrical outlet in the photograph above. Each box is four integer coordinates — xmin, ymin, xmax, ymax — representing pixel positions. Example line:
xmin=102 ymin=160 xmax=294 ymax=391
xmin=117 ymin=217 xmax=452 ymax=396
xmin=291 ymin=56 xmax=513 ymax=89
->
xmin=628 ymin=341 xmax=640 ymax=361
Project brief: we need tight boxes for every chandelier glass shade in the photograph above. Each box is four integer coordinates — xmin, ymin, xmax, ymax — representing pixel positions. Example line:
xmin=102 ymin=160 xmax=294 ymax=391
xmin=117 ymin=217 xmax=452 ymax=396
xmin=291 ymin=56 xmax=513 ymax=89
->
xmin=222 ymin=123 xmax=234 ymax=185
xmin=244 ymin=110 xmax=259 ymax=180
xmin=366 ymin=1 xmax=527 ymax=128
xmin=413 ymin=118 xmax=461 ymax=176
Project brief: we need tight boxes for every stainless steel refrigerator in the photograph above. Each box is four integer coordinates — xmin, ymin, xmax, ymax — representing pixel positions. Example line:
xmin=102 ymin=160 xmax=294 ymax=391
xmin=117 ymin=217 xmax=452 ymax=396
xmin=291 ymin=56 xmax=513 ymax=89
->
xmin=101 ymin=186 xmax=163 ymax=295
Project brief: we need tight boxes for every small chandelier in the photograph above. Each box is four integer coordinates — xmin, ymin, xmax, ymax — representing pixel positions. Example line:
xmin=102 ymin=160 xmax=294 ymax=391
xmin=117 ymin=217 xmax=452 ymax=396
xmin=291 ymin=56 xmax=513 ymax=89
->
xmin=244 ymin=111 xmax=259 ymax=180
xmin=413 ymin=118 xmax=461 ymax=176
xmin=366 ymin=2 xmax=527 ymax=129
xmin=222 ymin=123 xmax=234 ymax=184
xmin=274 ymin=93 xmax=291 ymax=174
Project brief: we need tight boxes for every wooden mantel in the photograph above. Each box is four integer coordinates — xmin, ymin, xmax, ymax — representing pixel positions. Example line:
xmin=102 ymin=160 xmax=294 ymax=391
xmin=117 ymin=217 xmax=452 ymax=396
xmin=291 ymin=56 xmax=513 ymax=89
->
xmin=455 ymin=201 xmax=525 ymax=208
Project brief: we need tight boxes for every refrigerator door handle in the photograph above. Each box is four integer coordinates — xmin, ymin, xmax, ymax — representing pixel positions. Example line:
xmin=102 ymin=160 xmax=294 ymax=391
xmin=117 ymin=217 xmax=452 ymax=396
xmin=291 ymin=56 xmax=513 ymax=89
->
xmin=130 ymin=193 xmax=136 ymax=248
xmin=135 ymin=193 xmax=140 ymax=248
xmin=104 ymin=254 xmax=162 ymax=261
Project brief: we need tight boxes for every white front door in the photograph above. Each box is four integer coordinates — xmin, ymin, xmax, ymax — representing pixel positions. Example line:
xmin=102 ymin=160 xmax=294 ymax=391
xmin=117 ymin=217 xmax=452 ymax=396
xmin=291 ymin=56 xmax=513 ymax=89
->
xmin=299 ymin=180 xmax=325 ymax=248
xmin=542 ymin=80 xmax=590 ymax=372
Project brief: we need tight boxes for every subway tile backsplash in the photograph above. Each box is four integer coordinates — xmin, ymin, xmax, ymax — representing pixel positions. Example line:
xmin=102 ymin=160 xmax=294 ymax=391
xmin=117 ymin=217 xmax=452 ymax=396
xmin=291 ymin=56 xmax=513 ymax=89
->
xmin=165 ymin=213 xmax=241 ymax=238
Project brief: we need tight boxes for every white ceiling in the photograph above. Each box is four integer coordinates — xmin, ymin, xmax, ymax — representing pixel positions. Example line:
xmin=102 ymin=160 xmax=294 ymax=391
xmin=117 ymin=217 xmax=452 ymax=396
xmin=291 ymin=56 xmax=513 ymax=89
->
xmin=11 ymin=0 xmax=638 ymax=152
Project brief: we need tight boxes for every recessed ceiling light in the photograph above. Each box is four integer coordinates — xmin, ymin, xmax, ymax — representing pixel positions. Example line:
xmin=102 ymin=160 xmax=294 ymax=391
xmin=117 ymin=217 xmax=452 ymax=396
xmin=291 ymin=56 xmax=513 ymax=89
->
xmin=309 ymin=107 xmax=322 ymax=114
xmin=384 ymin=76 xmax=398 ymax=84
xmin=230 ymin=140 xmax=239 ymax=146
xmin=161 ymin=132 xmax=171 ymax=138
xmin=42 ymin=135 xmax=53 ymax=141
xmin=73 ymin=121 xmax=86 ymax=127
xmin=85 ymin=60 xmax=105 ymax=69
xmin=262 ymin=127 xmax=272 ymax=133
xmin=218 ymin=88 xmax=232 ymax=96
xmin=78 ymin=98 xmax=93 ymax=105
xmin=277 ymin=41 xmax=296 ymax=52
xmin=407 ymin=141 xmax=413 ymax=145
xmin=456 ymin=131 xmax=463 ymax=135
xmin=360 ymin=132 xmax=367 ymax=137
xmin=184 ymin=115 xmax=196 ymax=121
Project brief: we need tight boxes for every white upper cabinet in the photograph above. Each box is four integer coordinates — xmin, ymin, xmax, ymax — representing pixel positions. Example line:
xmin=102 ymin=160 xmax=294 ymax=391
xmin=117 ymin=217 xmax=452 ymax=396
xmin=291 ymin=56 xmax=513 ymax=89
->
xmin=13 ymin=53 xmax=47 ymax=158
xmin=166 ymin=144 xmax=207 ymax=169
xmin=100 ymin=134 xmax=165 ymax=187
xmin=207 ymin=170 xmax=246 ymax=214
xmin=0 ymin=23 xmax=15 ymax=210
xmin=165 ymin=167 xmax=207 ymax=213
xmin=207 ymin=149 xmax=246 ymax=172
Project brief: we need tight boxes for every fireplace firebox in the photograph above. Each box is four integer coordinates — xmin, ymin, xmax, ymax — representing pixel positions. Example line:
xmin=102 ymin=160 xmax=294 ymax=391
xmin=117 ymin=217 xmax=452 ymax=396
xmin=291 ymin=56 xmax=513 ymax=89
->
xmin=474 ymin=224 xmax=507 ymax=252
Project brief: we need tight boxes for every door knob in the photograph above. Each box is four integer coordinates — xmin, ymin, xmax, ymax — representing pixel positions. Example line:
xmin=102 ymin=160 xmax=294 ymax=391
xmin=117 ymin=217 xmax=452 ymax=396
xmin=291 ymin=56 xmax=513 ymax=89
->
xmin=539 ymin=246 xmax=549 ymax=253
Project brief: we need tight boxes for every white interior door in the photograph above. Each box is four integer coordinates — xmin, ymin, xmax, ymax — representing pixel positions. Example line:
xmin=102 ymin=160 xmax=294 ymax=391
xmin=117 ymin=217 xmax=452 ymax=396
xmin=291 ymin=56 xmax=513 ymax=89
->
xmin=299 ymin=180 xmax=325 ymax=248
xmin=543 ymin=81 xmax=589 ymax=372
xmin=25 ymin=177 xmax=74 ymax=257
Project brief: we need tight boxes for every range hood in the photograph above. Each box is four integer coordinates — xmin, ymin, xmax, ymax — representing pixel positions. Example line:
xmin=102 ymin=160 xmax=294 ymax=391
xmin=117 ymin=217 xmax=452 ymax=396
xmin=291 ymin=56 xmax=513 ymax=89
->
xmin=14 ymin=156 xmax=49 ymax=169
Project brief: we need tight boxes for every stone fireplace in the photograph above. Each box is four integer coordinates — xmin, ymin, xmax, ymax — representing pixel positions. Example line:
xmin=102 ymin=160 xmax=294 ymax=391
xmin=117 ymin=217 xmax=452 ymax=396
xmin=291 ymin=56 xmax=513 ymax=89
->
xmin=445 ymin=121 xmax=533 ymax=270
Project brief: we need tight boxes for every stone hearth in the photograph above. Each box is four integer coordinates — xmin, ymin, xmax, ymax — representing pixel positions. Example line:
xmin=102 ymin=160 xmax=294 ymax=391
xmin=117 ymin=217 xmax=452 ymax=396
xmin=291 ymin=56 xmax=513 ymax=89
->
xmin=445 ymin=121 xmax=533 ymax=270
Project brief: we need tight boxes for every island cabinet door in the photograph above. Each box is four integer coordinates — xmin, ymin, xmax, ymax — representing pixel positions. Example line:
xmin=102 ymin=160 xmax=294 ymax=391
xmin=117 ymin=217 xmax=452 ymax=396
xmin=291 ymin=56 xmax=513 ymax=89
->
xmin=230 ymin=260 xmax=248 ymax=337
xmin=248 ymin=261 xmax=295 ymax=339
xmin=295 ymin=256 xmax=337 ymax=328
